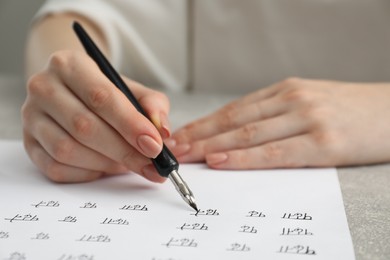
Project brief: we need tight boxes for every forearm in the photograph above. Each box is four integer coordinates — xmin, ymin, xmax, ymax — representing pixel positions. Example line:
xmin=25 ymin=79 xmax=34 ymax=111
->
xmin=25 ymin=13 xmax=109 ymax=78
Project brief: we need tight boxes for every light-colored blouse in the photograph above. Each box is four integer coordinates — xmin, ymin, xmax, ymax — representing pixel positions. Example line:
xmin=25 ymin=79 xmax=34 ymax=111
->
xmin=35 ymin=0 xmax=390 ymax=93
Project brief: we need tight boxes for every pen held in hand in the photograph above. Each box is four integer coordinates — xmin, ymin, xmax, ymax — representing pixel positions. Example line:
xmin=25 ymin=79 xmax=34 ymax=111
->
xmin=72 ymin=21 xmax=198 ymax=211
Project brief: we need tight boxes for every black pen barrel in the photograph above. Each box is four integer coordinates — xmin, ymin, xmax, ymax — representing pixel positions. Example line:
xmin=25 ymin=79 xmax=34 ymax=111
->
xmin=74 ymin=21 xmax=178 ymax=178
xmin=152 ymin=145 xmax=179 ymax=177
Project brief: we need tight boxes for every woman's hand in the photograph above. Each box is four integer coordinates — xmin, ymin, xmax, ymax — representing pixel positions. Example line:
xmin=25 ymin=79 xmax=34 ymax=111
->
xmin=168 ymin=78 xmax=390 ymax=169
xmin=22 ymin=50 xmax=170 ymax=183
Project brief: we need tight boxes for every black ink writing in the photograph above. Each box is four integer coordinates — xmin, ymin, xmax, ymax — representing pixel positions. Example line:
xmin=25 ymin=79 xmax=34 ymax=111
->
xmin=77 ymin=234 xmax=111 ymax=243
xmin=190 ymin=209 xmax=219 ymax=217
xmin=282 ymin=213 xmax=312 ymax=220
xmin=163 ymin=238 xmax=197 ymax=248
xmin=239 ymin=225 xmax=257 ymax=234
xmin=5 ymin=214 xmax=38 ymax=223
xmin=80 ymin=202 xmax=97 ymax=209
xmin=58 ymin=254 xmax=94 ymax=260
xmin=246 ymin=210 xmax=266 ymax=218
xmin=31 ymin=232 xmax=50 ymax=240
xmin=280 ymin=228 xmax=313 ymax=236
xmin=119 ymin=204 xmax=148 ymax=211
xmin=178 ymin=223 xmax=208 ymax=231
xmin=5 ymin=252 xmax=26 ymax=260
xmin=0 ymin=231 xmax=9 ymax=239
xmin=58 ymin=216 xmax=77 ymax=223
xmin=278 ymin=245 xmax=316 ymax=255
xmin=227 ymin=243 xmax=250 ymax=252
xmin=32 ymin=200 xmax=60 ymax=208
xmin=100 ymin=218 xmax=129 ymax=225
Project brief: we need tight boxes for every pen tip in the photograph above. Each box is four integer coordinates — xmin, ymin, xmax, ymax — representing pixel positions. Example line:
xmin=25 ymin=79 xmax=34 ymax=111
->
xmin=186 ymin=194 xmax=198 ymax=212
xmin=190 ymin=201 xmax=199 ymax=212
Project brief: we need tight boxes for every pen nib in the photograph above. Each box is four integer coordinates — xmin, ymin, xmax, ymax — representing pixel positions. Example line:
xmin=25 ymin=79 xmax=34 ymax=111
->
xmin=189 ymin=200 xmax=199 ymax=212
xmin=185 ymin=193 xmax=198 ymax=212
xmin=168 ymin=170 xmax=199 ymax=211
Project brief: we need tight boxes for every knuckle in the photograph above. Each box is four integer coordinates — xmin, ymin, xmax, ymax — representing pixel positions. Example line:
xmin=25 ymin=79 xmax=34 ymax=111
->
xmin=238 ymin=124 xmax=258 ymax=144
xmin=152 ymin=90 xmax=169 ymax=103
xmin=176 ymin=124 xmax=197 ymax=143
xmin=121 ymin=149 xmax=139 ymax=167
xmin=45 ymin=160 xmax=66 ymax=183
xmin=253 ymin=102 xmax=264 ymax=119
xmin=22 ymin=133 xmax=36 ymax=160
xmin=301 ymin=105 xmax=331 ymax=128
xmin=26 ymin=73 xmax=53 ymax=98
xmin=262 ymin=143 xmax=283 ymax=162
xmin=281 ymin=77 xmax=304 ymax=87
xmin=218 ymin=104 xmax=239 ymax=131
xmin=310 ymin=131 xmax=343 ymax=161
xmin=181 ymin=122 xmax=194 ymax=133
xmin=88 ymin=87 xmax=112 ymax=109
xmin=138 ymin=89 xmax=170 ymax=111
xmin=260 ymin=143 xmax=301 ymax=168
xmin=279 ymin=78 xmax=312 ymax=103
xmin=72 ymin=113 xmax=95 ymax=139
xmin=51 ymin=137 xmax=75 ymax=163
xmin=20 ymin=102 xmax=32 ymax=126
xmin=282 ymin=161 xmax=300 ymax=168
xmin=235 ymin=151 xmax=250 ymax=166
xmin=48 ymin=50 xmax=74 ymax=71
xmin=197 ymin=141 xmax=210 ymax=155
xmin=283 ymin=87 xmax=311 ymax=103
xmin=312 ymin=131 xmax=339 ymax=147
xmin=20 ymin=103 xmax=39 ymax=132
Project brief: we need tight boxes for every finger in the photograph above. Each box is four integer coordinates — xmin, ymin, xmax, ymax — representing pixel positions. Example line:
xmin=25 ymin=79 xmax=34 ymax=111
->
xmin=170 ymin=79 xmax=302 ymax=145
xmin=25 ymin=127 xmax=165 ymax=183
xmin=49 ymin=51 xmax=163 ymax=158
xmin=123 ymin=78 xmax=171 ymax=139
xmin=205 ymin=134 xmax=327 ymax=169
xmin=170 ymin=95 xmax=289 ymax=146
xmin=23 ymin=131 xmax=103 ymax=183
xmin=139 ymin=164 xmax=167 ymax=183
xmin=29 ymin=72 xmax=154 ymax=172
xmin=24 ymin=81 xmax=161 ymax=181
xmin=28 ymin=112 xmax=127 ymax=173
xmin=175 ymin=112 xmax=307 ymax=163
xmin=27 ymin=107 xmax=162 ymax=181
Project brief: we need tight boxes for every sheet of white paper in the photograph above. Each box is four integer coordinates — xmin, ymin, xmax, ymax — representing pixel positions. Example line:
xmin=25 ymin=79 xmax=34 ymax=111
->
xmin=0 ymin=140 xmax=355 ymax=260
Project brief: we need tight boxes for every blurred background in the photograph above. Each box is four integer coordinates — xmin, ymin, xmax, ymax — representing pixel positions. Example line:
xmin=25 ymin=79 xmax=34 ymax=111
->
xmin=0 ymin=0 xmax=45 ymax=77
xmin=0 ymin=0 xmax=45 ymax=138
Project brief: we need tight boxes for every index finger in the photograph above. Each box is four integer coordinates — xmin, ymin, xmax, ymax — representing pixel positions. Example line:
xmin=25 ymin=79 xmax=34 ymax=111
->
xmin=49 ymin=51 xmax=163 ymax=158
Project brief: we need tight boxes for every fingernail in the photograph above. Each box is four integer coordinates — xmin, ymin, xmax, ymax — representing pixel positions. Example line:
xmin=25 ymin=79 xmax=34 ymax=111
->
xmin=206 ymin=153 xmax=228 ymax=165
xmin=137 ymin=135 xmax=162 ymax=158
xmin=160 ymin=113 xmax=171 ymax=139
xmin=150 ymin=113 xmax=171 ymax=139
xmin=142 ymin=164 xmax=166 ymax=183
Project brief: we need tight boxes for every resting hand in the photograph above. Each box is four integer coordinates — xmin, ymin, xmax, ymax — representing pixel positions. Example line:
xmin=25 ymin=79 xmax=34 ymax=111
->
xmin=22 ymin=50 xmax=170 ymax=183
xmin=168 ymin=78 xmax=390 ymax=169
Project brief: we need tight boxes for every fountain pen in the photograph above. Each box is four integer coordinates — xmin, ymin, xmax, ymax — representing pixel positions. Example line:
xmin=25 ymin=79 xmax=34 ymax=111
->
xmin=73 ymin=21 xmax=198 ymax=211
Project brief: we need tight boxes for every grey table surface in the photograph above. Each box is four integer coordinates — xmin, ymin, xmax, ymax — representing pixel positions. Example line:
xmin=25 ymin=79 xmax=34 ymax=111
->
xmin=0 ymin=75 xmax=389 ymax=260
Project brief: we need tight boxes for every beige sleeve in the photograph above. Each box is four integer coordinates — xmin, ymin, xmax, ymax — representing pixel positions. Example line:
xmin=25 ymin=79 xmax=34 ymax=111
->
xmin=33 ymin=0 xmax=123 ymax=69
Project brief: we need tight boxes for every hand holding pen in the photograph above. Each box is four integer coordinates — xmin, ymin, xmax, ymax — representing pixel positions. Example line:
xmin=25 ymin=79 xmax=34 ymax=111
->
xmin=23 ymin=21 xmax=175 ymax=184
xmin=73 ymin=22 xmax=197 ymax=210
